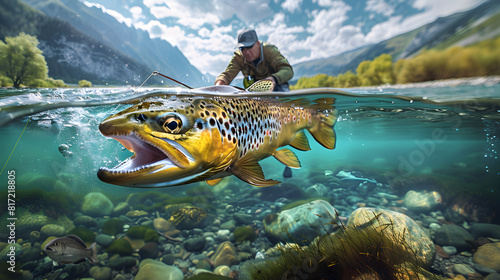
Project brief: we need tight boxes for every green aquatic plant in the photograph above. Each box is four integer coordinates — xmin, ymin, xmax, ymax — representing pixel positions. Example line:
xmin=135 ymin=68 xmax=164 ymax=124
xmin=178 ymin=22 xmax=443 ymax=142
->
xmin=126 ymin=225 xmax=159 ymax=242
xmin=102 ymin=218 xmax=125 ymax=236
xmin=244 ymin=217 xmax=443 ymax=280
xmin=67 ymin=226 xmax=96 ymax=244
xmin=105 ymin=238 xmax=133 ymax=255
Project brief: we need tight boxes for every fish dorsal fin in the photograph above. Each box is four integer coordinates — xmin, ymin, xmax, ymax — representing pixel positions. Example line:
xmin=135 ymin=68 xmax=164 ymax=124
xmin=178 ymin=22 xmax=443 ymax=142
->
xmin=206 ymin=178 xmax=224 ymax=186
xmin=230 ymin=155 xmax=280 ymax=187
xmin=273 ymin=148 xmax=301 ymax=168
xmin=65 ymin=235 xmax=87 ymax=248
xmin=289 ymin=131 xmax=311 ymax=151
xmin=247 ymin=80 xmax=274 ymax=92
xmin=308 ymin=112 xmax=337 ymax=149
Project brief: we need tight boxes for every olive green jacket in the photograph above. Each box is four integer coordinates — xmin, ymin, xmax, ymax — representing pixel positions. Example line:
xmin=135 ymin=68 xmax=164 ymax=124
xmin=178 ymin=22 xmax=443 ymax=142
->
xmin=215 ymin=42 xmax=293 ymax=86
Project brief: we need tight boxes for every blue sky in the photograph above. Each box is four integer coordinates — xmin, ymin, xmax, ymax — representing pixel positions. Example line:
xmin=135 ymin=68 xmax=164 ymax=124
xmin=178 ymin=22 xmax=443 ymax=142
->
xmin=83 ymin=0 xmax=487 ymax=78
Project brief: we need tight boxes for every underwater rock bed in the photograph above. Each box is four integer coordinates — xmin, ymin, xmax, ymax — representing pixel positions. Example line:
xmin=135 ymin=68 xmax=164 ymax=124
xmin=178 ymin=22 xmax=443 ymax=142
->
xmin=1 ymin=170 xmax=500 ymax=280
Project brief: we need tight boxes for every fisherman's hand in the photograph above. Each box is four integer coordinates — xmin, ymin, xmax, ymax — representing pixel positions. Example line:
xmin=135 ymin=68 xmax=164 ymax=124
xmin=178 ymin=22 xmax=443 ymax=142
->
xmin=263 ymin=76 xmax=276 ymax=91
xmin=215 ymin=80 xmax=227 ymax=86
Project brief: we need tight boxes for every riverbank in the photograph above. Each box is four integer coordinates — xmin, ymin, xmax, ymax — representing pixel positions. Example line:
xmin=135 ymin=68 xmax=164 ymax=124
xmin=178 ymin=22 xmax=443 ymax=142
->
xmin=352 ymin=76 xmax=500 ymax=90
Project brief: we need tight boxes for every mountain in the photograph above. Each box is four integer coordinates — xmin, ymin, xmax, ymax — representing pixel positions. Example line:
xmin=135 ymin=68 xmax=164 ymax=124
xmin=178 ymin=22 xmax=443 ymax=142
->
xmin=0 ymin=0 xmax=208 ymax=86
xmin=292 ymin=0 xmax=500 ymax=80
xmin=21 ymin=0 xmax=208 ymax=87
xmin=0 ymin=0 xmax=147 ymax=85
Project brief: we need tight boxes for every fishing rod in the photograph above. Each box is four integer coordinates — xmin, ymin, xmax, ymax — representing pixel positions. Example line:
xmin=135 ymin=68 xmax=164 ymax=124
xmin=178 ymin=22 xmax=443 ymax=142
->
xmin=139 ymin=71 xmax=246 ymax=91
xmin=152 ymin=71 xmax=193 ymax=89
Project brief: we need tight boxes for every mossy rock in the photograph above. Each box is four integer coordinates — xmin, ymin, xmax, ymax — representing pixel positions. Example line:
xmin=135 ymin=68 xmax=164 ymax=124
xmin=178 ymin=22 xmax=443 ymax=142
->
xmin=126 ymin=225 xmax=159 ymax=242
xmin=168 ymin=206 xmax=207 ymax=230
xmin=243 ymin=218 xmax=441 ymax=280
xmin=234 ymin=226 xmax=257 ymax=243
xmin=105 ymin=238 xmax=133 ymax=255
xmin=102 ymin=218 xmax=125 ymax=236
xmin=67 ymin=226 xmax=96 ymax=244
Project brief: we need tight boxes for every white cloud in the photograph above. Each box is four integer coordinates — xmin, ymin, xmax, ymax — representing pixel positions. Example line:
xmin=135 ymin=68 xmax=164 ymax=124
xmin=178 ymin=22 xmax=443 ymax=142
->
xmin=130 ymin=6 xmax=144 ymax=20
xmin=282 ymin=0 xmax=303 ymax=13
xmin=256 ymin=13 xmax=305 ymax=63
xmin=84 ymin=1 xmax=133 ymax=27
xmin=313 ymin=0 xmax=343 ymax=7
xmin=143 ymin=0 xmax=274 ymax=29
xmin=366 ymin=0 xmax=395 ymax=17
xmin=364 ymin=0 xmax=486 ymax=44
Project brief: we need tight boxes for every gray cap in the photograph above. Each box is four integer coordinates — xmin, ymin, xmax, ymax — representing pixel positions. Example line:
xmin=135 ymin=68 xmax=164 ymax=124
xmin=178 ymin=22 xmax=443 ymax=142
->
xmin=236 ymin=29 xmax=258 ymax=48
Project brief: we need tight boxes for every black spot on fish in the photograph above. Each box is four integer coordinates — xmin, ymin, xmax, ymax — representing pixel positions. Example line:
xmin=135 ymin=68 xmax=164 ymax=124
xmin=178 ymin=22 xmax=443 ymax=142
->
xmin=209 ymin=118 xmax=216 ymax=127
xmin=196 ymin=122 xmax=203 ymax=130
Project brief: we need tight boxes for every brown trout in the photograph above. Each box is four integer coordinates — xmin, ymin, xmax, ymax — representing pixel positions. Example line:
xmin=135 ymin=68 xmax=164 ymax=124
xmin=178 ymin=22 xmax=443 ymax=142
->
xmin=98 ymin=88 xmax=336 ymax=187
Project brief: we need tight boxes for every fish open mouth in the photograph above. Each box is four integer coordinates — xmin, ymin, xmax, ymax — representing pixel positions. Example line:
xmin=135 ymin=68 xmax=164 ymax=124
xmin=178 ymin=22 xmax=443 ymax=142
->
xmin=98 ymin=132 xmax=191 ymax=175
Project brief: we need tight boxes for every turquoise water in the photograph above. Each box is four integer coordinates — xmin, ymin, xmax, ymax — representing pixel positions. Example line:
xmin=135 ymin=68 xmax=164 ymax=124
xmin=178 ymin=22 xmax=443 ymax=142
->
xmin=1 ymin=86 xmax=498 ymax=196
xmin=0 ymin=85 xmax=499 ymax=278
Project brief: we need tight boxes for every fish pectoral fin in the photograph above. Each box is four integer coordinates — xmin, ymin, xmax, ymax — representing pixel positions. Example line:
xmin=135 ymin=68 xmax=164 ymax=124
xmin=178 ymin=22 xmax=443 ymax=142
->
xmin=206 ymin=178 xmax=224 ymax=186
xmin=273 ymin=148 xmax=301 ymax=168
xmin=230 ymin=156 xmax=280 ymax=187
xmin=289 ymin=131 xmax=311 ymax=151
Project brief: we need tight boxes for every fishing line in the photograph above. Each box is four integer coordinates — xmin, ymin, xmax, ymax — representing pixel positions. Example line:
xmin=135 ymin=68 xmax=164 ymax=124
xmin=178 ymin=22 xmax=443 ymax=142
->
xmin=0 ymin=117 xmax=31 ymax=176
xmin=137 ymin=72 xmax=156 ymax=89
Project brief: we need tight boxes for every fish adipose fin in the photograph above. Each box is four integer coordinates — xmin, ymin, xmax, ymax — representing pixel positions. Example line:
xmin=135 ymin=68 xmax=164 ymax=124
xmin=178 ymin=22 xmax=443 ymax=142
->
xmin=308 ymin=111 xmax=337 ymax=149
xmin=230 ymin=155 xmax=280 ymax=187
xmin=289 ymin=131 xmax=311 ymax=151
xmin=273 ymin=148 xmax=301 ymax=168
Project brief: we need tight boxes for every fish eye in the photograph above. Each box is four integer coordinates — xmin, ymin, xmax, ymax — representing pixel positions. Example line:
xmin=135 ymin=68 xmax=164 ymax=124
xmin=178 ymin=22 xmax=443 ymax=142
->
xmin=156 ymin=113 xmax=187 ymax=134
xmin=136 ymin=113 xmax=148 ymax=122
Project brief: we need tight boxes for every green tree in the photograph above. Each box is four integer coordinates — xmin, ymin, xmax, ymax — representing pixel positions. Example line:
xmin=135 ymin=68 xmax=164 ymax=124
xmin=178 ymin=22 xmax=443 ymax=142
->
xmin=357 ymin=54 xmax=394 ymax=86
xmin=0 ymin=33 xmax=48 ymax=88
xmin=79 ymin=80 xmax=92 ymax=87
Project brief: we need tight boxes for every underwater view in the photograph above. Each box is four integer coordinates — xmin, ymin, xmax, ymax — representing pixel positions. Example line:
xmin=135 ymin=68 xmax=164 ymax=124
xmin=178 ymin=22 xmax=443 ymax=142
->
xmin=1 ymin=83 xmax=500 ymax=280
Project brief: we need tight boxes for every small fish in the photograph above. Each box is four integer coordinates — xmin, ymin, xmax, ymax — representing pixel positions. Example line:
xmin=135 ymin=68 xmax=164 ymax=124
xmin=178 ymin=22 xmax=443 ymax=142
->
xmin=98 ymin=87 xmax=336 ymax=187
xmin=44 ymin=235 xmax=98 ymax=265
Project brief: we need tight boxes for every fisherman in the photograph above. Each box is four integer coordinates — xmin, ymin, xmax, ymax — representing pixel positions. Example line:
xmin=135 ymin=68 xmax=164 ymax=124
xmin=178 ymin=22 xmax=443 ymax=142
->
xmin=214 ymin=29 xmax=294 ymax=92
xmin=215 ymin=29 xmax=294 ymax=177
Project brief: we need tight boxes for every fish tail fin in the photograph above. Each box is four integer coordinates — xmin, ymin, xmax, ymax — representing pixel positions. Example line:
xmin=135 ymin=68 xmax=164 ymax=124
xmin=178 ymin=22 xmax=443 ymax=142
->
xmin=307 ymin=110 xmax=337 ymax=149
xmin=89 ymin=242 xmax=98 ymax=264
